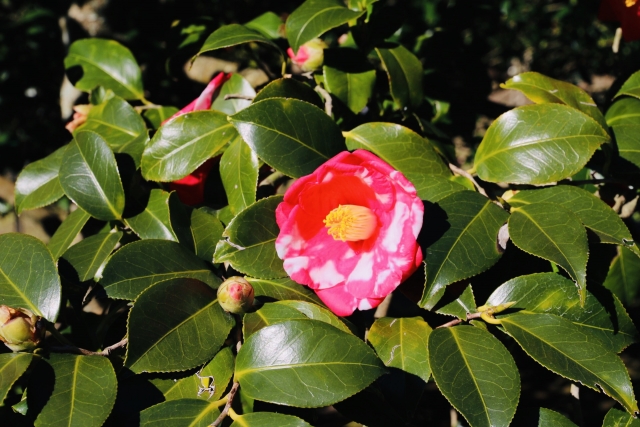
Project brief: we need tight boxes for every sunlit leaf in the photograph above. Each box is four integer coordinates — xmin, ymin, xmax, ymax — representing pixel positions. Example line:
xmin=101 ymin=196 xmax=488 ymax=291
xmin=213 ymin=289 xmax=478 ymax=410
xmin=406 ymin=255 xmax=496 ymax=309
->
xmin=14 ymin=146 xmax=66 ymax=215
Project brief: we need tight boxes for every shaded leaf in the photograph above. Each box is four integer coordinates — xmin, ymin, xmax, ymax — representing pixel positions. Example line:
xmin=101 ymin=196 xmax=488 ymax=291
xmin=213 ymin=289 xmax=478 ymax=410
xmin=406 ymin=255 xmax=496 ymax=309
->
xmin=413 ymin=176 xmax=468 ymax=202
xmin=501 ymin=313 xmax=638 ymax=413
xmin=124 ymin=189 xmax=182 ymax=242
xmin=605 ymin=97 xmax=640 ymax=126
xmin=14 ymin=146 xmax=66 ymax=215
xmin=324 ymin=65 xmax=376 ymax=113
xmin=139 ymin=399 xmax=220 ymax=427
xmin=59 ymin=131 xmax=125 ymax=220
xmin=368 ymin=316 xmax=432 ymax=382
xmin=436 ymin=284 xmax=476 ymax=319
xmin=0 ymin=233 xmax=61 ymax=322
xmin=197 ymin=24 xmax=281 ymax=58
xmin=47 ymin=208 xmax=91 ymax=260
xmin=253 ymin=78 xmax=323 ymax=109
xmin=604 ymin=246 xmax=640 ymax=307
xmin=428 ymin=326 xmax=520 ymax=427
xmin=420 ymin=191 xmax=509 ymax=309
xmin=211 ymin=74 xmax=256 ymax=115
xmin=101 ymin=240 xmax=221 ymax=300
xmin=508 ymin=203 xmax=588 ymax=303
xmin=611 ymin=124 xmax=640 ymax=170
xmin=538 ymin=408 xmax=578 ymax=427
xmin=246 ymin=277 xmax=322 ymax=304
xmin=214 ymin=195 xmax=287 ymax=279
xmin=602 ymin=407 xmax=640 ymax=426
xmin=191 ymin=208 xmax=224 ymax=262
xmin=475 ymin=104 xmax=609 ymax=185
xmin=143 ymin=106 xmax=179 ymax=129
xmin=615 ymin=70 xmax=640 ymax=100
xmin=276 ymin=300 xmax=352 ymax=333
xmin=0 ymin=353 xmax=32 ymax=405
xmin=376 ymin=45 xmax=423 ymax=110
xmin=243 ymin=302 xmax=307 ymax=338
xmin=62 ymin=231 xmax=122 ymax=282
xmin=125 ymin=278 xmax=234 ymax=373
xmin=220 ymin=135 xmax=259 ymax=215
xmin=229 ymin=98 xmax=346 ymax=178
xmin=236 ymin=319 xmax=385 ymax=407
xmin=64 ymin=38 xmax=144 ymax=100
xmin=245 ymin=12 xmax=284 ymax=39
xmin=230 ymin=413 xmax=313 ymax=427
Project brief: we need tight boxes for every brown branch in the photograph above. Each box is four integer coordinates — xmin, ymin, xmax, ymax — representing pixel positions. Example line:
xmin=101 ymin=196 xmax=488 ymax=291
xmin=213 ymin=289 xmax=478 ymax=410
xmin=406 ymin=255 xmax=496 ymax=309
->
xmin=436 ymin=312 xmax=483 ymax=329
xmin=50 ymin=338 xmax=128 ymax=356
xmin=224 ymin=94 xmax=255 ymax=101
xmin=211 ymin=382 xmax=240 ymax=427
xmin=448 ymin=164 xmax=488 ymax=198
xmin=314 ymin=85 xmax=333 ymax=117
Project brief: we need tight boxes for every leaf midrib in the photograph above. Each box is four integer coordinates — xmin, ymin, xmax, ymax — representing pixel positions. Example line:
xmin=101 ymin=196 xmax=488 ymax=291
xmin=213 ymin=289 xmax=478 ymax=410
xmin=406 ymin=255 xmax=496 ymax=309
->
xmin=236 ymin=360 xmax=382 ymax=377
xmin=69 ymin=54 xmax=141 ymax=99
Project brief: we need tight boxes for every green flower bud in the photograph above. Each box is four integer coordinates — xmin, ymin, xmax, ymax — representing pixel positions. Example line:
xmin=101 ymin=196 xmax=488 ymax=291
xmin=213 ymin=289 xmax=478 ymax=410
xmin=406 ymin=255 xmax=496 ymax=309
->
xmin=217 ymin=277 xmax=255 ymax=314
xmin=0 ymin=306 xmax=42 ymax=352
xmin=287 ymin=38 xmax=328 ymax=72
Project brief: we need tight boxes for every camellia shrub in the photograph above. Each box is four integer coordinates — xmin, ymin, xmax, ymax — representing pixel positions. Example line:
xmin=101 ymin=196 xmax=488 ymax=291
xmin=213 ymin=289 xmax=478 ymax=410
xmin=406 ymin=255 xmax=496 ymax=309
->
xmin=3 ymin=1 xmax=640 ymax=426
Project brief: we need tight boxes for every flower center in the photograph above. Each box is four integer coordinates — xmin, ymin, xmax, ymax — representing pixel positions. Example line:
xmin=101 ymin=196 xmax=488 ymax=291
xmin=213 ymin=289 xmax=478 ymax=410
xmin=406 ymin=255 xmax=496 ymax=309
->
xmin=323 ymin=205 xmax=377 ymax=242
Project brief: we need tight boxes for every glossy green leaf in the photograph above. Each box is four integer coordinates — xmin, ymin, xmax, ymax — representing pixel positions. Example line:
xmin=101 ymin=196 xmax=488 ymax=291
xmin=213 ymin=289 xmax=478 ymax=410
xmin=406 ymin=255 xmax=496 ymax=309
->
xmin=323 ymin=66 xmax=375 ymax=113
xmin=508 ymin=185 xmax=639 ymax=255
xmin=220 ymin=135 xmax=259 ymax=215
xmin=34 ymin=354 xmax=117 ymax=427
xmin=230 ymin=413 xmax=313 ymax=427
xmin=163 ymin=347 xmax=235 ymax=402
xmin=59 ymin=131 xmax=125 ymax=220
xmin=101 ymin=240 xmax=221 ymax=300
xmin=64 ymin=38 xmax=144 ymax=100
xmin=253 ymin=78 xmax=323 ymax=109
xmin=276 ymin=300 xmax=352 ymax=334
xmin=125 ymin=278 xmax=234 ymax=373
xmin=191 ymin=208 xmax=224 ymax=262
xmin=246 ymin=277 xmax=322 ymax=304
xmin=245 ymin=12 xmax=284 ymax=39
xmin=143 ymin=106 xmax=179 ymax=129
xmin=376 ymin=45 xmax=423 ymax=110
xmin=285 ymin=0 xmax=363 ymax=53
xmin=62 ymin=231 xmax=122 ymax=281
xmin=214 ymin=195 xmax=287 ymax=279
xmin=14 ymin=146 xmax=66 ymax=215
xmin=436 ymin=284 xmax=476 ymax=319
xmin=78 ymin=95 xmax=149 ymax=167
xmin=0 ymin=353 xmax=32 ymax=405
xmin=197 ymin=24 xmax=281 ymax=58
xmin=486 ymin=272 xmax=637 ymax=353
xmin=139 ymin=399 xmax=220 ymax=427
xmin=236 ymin=319 xmax=385 ymax=407
xmin=142 ymin=110 xmax=237 ymax=182
xmin=124 ymin=189 xmax=182 ymax=242
xmin=612 ymin=124 xmax=640 ymax=169
xmin=345 ymin=123 xmax=451 ymax=188
xmin=229 ymin=98 xmax=345 ymax=178
xmin=615 ymin=70 xmax=640 ymax=100
xmin=47 ymin=208 xmax=91 ymax=260
xmin=475 ymin=104 xmax=609 ymax=185
xmin=243 ymin=302 xmax=307 ymax=338
xmin=604 ymin=246 xmax=640 ymax=306
xmin=605 ymin=97 xmax=640 ymax=126
xmin=0 ymin=233 xmax=61 ymax=322
xmin=368 ymin=316 xmax=432 ymax=382
xmin=509 ymin=203 xmax=588 ymax=303
xmin=413 ymin=176 xmax=468 ymax=202
xmin=420 ymin=191 xmax=509 ymax=309
xmin=211 ymin=74 xmax=256 ymax=115
xmin=501 ymin=313 xmax=638 ymax=413
xmin=428 ymin=326 xmax=520 ymax=427
xmin=502 ymin=72 xmax=607 ymax=130
xmin=538 ymin=408 xmax=578 ymax=427
xmin=602 ymin=407 xmax=640 ymax=426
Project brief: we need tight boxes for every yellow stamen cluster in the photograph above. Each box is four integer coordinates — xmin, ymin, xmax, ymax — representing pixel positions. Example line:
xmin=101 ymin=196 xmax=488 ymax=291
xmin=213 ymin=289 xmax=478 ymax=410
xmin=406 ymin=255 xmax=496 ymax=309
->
xmin=626 ymin=0 xmax=637 ymax=7
xmin=323 ymin=205 xmax=377 ymax=242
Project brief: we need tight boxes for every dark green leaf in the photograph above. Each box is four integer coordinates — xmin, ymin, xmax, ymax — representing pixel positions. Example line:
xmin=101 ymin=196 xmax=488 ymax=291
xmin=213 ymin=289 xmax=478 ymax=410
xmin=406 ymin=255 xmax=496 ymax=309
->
xmin=602 ymin=407 xmax=640 ymax=426
xmin=538 ymin=408 xmax=578 ymax=427
xmin=124 ymin=189 xmax=180 ymax=242
xmin=243 ymin=302 xmax=307 ymax=338
xmin=47 ymin=208 xmax=91 ymax=260
xmin=368 ymin=316 xmax=432 ymax=382
xmin=604 ymin=246 xmax=640 ymax=307
xmin=139 ymin=399 xmax=220 ymax=427
xmin=615 ymin=70 xmax=640 ymax=100
xmin=0 ymin=353 xmax=32 ymax=405
xmin=502 ymin=72 xmax=607 ymax=130
xmin=61 ymin=231 xmax=122 ymax=282
xmin=245 ymin=12 xmax=284 ymax=39
xmin=508 ymin=203 xmax=588 ymax=303
xmin=0 ymin=233 xmax=61 ymax=322
xmin=143 ymin=106 xmax=179 ymax=129
xmin=236 ymin=319 xmax=385 ymax=407
xmin=78 ymin=95 xmax=149 ymax=167
xmin=197 ymin=24 xmax=281 ymax=58
xmin=101 ymin=240 xmax=221 ymax=300
xmin=428 ymin=326 xmax=520 ymax=427
xmin=436 ymin=284 xmax=476 ymax=319
xmin=285 ymin=0 xmax=363 ymax=53
xmin=413 ymin=176 xmax=468 ymax=202
xmin=475 ymin=104 xmax=609 ymax=185
xmin=246 ymin=277 xmax=322 ymax=304
xmin=59 ymin=131 xmax=125 ymax=220
xmin=34 ymin=354 xmax=117 ymax=427
xmin=14 ymin=146 xmax=66 ymax=215
xmin=376 ymin=45 xmax=423 ymax=110
xmin=323 ymin=66 xmax=375 ymax=113
xmin=276 ymin=300 xmax=352 ymax=333
xmin=420 ymin=191 xmax=509 ymax=309
xmin=611 ymin=124 xmax=640 ymax=170
xmin=214 ymin=195 xmax=287 ymax=279
xmin=142 ymin=111 xmax=237 ymax=182
xmin=253 ymin=78 xmax=323 ymax=109
xmin=220 ymin=135 xmax=259 ymax=215
xmin=64 ymin=38 xmax=144 ymax=100
xmin=211 ymin=74 xmax=256 ymax=115
xmin=605 ymin=97 xmax=640 ymax=126
xmin=501 ymin=313 xmax=638 ymax=413
xmin=125 ymin=278 xmax=234 ymax=373
xmin=230 ymin=413 xmax=313 ymax=427
xmin=191 ymin=208 xmax=224 ymax=262
xmin=229 ymin=98 xmax=345 ymax=178
xmin=486 ymin=272 xmax=637 ymax=353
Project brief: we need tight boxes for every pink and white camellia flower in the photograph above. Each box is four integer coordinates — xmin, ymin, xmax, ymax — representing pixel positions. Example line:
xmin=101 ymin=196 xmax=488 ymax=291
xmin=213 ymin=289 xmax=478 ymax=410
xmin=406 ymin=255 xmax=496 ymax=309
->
xmin=275 ymin=149 xmax=424 ymax=316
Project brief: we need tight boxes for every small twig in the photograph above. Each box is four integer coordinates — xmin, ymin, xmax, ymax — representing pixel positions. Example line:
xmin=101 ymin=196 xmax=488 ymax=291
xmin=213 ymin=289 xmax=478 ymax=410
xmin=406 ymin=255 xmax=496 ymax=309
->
xmin=224 ymin=94 xmax=255 ymax=101
xmin=315 ymin=85 xmax=333 ymax=117
xmin=566 ymin=178 xmax=630 ymax=186
xmin=50 ymin=338 xmax=128 ymax=356
xmin=210 ymin=382 xmax=240 ymax=427
xmin=374 ymin=294 xmax=392 ymax=319
xmin=436 ymin=312 xmax=483 ymax=329
xmin=570 ymin=384 xmax=584 ymax=427
xmin=448 ymin=164 xmax=488 ymax=198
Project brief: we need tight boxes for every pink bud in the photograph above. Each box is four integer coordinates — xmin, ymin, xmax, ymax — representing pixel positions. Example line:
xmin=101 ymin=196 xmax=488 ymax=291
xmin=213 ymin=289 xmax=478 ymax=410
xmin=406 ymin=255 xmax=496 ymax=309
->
xmin=0 ymin=306 xmax=42 ymax=352
xmin=217 ymin=277 xmax=255 ymax=314
xmin=287 ymin=39 xmax=328 ymax=72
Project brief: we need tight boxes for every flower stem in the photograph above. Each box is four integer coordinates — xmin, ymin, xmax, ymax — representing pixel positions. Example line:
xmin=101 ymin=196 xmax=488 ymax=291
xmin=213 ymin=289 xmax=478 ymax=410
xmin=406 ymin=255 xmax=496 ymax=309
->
xmin=210 ymin=382 xmax=240 ymax=427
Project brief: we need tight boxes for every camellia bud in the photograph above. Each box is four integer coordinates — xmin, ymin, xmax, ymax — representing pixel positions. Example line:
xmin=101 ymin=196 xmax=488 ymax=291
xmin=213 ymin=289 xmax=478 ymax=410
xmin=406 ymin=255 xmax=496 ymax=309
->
xmin=0 ymin=306 xmax=42 ymax=352
xmin=287 ymin=38 xmax=328 ymax=72
xmin=65 ymin=104 xmax=92 ymax=133
xmin=217 ymin=277 xmax=255 ymax=314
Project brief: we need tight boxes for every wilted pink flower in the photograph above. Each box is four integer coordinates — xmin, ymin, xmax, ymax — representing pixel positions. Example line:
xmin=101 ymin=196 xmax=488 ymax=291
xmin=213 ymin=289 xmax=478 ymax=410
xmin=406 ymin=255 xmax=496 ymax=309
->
xmin=287 ymin=38 xmax=328 ymax=72
xmin=275 ymin=150 xmax=424 ymax=316
xmin=65 ymin=104 xmax=92 ymax=133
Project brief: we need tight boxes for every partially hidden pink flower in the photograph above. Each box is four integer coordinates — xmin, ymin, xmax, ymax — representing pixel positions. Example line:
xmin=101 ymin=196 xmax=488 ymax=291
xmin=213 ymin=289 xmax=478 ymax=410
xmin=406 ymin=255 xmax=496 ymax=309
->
xmin=275 ymin=149 xmax=424 ymax=316
xmin=65 ymin=104 xmax=92 ymax=133
xmin=287 ymin=38 xmax=328 ymax=72
xmin=167 ymin=72 xmax=231 ymax=205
